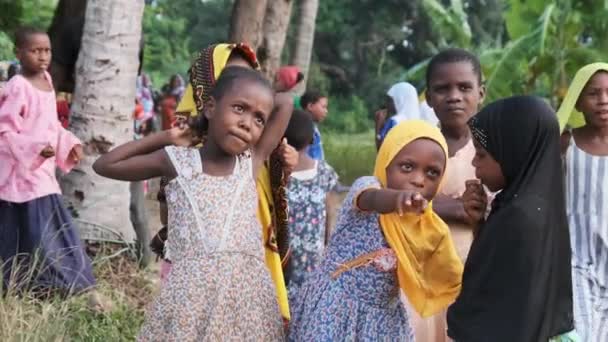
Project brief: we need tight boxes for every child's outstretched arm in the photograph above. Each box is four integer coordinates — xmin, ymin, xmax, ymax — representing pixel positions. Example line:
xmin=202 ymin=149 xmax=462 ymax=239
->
xmin=93 ymin=127 xmax=194 ymax=182
xmin=253 ymin=92 xmax=293 ymax=175
xmin=357 ymin=188 xmax=428 ymax=215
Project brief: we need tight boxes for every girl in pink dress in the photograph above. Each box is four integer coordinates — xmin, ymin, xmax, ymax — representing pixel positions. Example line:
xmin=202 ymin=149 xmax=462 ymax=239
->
xmin=0 ymin=27 xmax=96 ymax=296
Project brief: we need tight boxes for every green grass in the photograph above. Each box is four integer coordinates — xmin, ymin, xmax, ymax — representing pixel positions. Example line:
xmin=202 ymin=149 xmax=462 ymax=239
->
xmin=0 ymin=248 xmax=154 ymax=341
xmin=323 ymin=130 xmax=377 ymax=185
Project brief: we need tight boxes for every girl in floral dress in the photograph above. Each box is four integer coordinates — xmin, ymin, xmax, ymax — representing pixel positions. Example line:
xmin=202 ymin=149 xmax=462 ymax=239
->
xmin=93 ymin=66 xmax=292 ymax=341
xmin=283 ymin=109 xmax=338 ymax=291
xmin=288 ymin=120 xmax=463 ymax=341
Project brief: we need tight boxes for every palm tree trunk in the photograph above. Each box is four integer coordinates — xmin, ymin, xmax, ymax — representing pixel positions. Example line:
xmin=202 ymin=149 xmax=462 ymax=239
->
xmin=290 ymin=0 xmax=319 ymax=94
xmin=229 ymin=0 xmax=268 ymax=50
xmin=258 ymin=0 xmax=294 ymax=80
xmin=60 ymin=0 xmax=145 ymax=244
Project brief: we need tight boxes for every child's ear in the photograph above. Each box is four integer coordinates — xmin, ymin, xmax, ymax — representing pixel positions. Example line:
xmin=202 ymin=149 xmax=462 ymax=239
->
xmin=479 ymin=84 xmax=486 ymax=104
xmin=204 ymin=98 xmax=216 ymax=120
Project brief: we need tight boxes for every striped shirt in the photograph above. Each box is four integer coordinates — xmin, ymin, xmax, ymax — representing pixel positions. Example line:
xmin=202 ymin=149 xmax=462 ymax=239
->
xmin=566 ymin=141 xmax=608 ymax=342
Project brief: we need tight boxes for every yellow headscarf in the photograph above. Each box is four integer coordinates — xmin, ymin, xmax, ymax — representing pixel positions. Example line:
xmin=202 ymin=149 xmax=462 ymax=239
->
xmin=556 ymin=63 xmax=608 ymax=132
xmin=374 ymin=120 xmax=463 ymax=318
xmin=176 ymin=43 xmax=290 ymax=320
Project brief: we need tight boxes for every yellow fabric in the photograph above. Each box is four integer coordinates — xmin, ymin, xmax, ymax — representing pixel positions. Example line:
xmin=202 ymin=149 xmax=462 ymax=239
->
xmin=373 ymin=120 xmax=463 ymax=318
xmin=557 ymin=63 xmax=608 ymax=132
xmin=175 ymin=43 xmax=235 ymax=116
xmin=176 ymin=43 xmax=290 ymax=320
xmin=256 ymin=166 xmax=290 ymax=320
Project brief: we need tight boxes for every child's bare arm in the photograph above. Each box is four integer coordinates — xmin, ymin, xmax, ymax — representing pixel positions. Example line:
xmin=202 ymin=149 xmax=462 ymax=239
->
xmin=433 ymin=195 xmax=468 ymax=223
xmin=357 ymin=188 xmax=428 ymax=215
xmin=93 ymin=129 xmax=183 ymax=181
xmin=253 ymin=93 xmax=293 ymax=175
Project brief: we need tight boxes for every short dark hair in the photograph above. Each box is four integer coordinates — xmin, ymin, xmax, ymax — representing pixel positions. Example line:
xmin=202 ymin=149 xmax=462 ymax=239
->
xmin=210 ymin=66 xmax=272 ymax=101
xmin=191 ymin=66 xmax=272 ymax=136
xmin=14 ymin=26 xmax=47 ymax=48
xmin=300 ymin=90 xmax=326 ymax=109
xmin=284 ymin=109 xmax=314 ymax=151
xmin=425 ymin=48 xmax=482 ymax=87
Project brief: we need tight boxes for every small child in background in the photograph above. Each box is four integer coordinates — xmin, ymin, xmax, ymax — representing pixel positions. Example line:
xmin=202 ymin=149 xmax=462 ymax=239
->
xmin=557 ymin=63 xmax=608 ymax=342
xmin=301 ymin=90 xmax=328 ymax=160
xmin=283 ymin=109 xmax=338 ymax=290
xmin=0 ymin=27 xmax=102 ymax=308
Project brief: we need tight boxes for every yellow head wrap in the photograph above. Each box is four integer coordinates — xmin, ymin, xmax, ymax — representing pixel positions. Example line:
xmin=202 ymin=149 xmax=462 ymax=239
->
xmin=556 ymin=63 xmax=608 ymax=132
xmin=374 ymin=120 xmax=463 ymax=318
xmin=175 ymin=43 xmax=259 ymax=118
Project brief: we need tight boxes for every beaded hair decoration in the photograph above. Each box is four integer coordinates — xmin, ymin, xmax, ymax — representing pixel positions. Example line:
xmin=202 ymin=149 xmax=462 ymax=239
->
xmin=468 ymin=116 xmax=489 ymax=149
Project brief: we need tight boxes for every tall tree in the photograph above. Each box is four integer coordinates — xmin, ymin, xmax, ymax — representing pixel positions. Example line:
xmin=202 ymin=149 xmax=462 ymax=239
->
xmin=258 ymin=0 xmax=294 ymax=79
xmin=229 ymin=0 xmax=268 ymax=50
xmin=290 ymin=0 xmax=319 ymax=93
xmin=60 ymin=0 xmax=145 ymax=243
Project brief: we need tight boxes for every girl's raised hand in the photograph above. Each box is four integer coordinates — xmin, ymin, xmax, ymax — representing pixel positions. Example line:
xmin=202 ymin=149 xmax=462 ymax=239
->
xmin=277 ymin=138 xmax=298 ymax=174
xmin=167 ymin=123 xmax=201 ymax=147
xmin=463 ymin=179 xmax=487 ymax=225
xmin=40 ymin=145 xmax=55 ymax=158
xmin=395 ymin=190 xmax=428 ymax=216
xmin=68 ymin=145 xmax=84 ymax=162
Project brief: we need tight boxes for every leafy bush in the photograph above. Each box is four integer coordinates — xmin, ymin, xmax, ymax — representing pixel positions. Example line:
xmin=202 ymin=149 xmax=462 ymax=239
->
xmin=322 ymin=130 xmax=376 ymax=185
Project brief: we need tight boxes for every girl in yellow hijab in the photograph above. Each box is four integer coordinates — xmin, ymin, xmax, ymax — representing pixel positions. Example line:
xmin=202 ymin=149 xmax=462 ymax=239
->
xmin=152 ymin=43 xmax=292 ymax=321
xmin=288 ymin=120 xmax=463 ymax=341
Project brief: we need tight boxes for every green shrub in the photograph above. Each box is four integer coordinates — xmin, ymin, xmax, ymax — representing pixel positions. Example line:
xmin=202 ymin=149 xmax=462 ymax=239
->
xmin=322 ymin=130 xmax=376 ymax=185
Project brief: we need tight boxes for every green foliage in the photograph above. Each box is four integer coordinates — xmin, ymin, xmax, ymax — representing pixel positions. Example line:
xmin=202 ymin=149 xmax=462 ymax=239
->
xmin=324 ymin=95 xmax=372 ymax=134
xmin=323 ymin=130 xmax=376 ymax=185
xmin=0 ymin=31 xmax=15 ymax=60
xmin=142 ymin=5 xmax=192 ymax=86
xmin=0 ymin=0 xmax=57 ymax=33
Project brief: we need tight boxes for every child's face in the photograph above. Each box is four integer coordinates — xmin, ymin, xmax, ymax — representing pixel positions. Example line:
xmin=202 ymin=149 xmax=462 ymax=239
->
xmin=385 ymin=138 xmax=446 ymax=201
xmin=307 ymin=97 xmax=329 ymax=122
xmin=576 ymin=71 xmax=608 ymax=128
xmin=471 ymin=138 xmax=505 ymax=192
xmin=427 ymin=62 xmax=485 ymax=130
xmin=206 ymin=80 xmax=274 ymax=155
xmin=16 ymin=33 xmax=51 ymax=74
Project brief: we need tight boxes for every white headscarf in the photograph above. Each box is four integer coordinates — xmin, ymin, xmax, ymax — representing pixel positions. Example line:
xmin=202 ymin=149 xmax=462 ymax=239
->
xmin=387 ymin=82 xmax=421 ymax=123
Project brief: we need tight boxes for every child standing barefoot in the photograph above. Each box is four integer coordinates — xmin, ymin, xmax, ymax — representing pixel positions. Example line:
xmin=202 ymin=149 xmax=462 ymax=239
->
xmin=282 ymin=110 xmax=338 ymax=290
xmin=557 ymin=63 xmax=608 ymax=341
xmin=448 ymin=96 xmax=575 ymax=341
xmin=94 ymin=66 xmax=291 ymax=341
xmin=0 ymin=27 xmax=96 ymax=297
xmin=288 ymin=120 xmax=463 ymax=341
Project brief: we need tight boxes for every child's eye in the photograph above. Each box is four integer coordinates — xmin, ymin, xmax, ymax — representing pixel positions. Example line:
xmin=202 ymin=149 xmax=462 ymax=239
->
xmin=426 ymin=168 xmax=441 ymax=178
xmin=233 ymin=105 xmax=244 ymax=113
xmin=400 ymin=163 xmax=414 ymax=172
xmin=254 ymin=115 xmax=265 ymax=126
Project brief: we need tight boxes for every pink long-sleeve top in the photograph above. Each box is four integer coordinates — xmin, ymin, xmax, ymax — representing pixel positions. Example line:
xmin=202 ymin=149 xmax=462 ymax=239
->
xmin=0 ymin=73 xmax=81 ymax=203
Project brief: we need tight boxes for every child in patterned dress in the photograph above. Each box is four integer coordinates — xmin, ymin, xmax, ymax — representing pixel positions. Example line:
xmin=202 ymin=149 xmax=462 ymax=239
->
xmin=93 ymin=66 xmax=292 ymax=341
xmin=288 ymin=120 xmax=463 ymax=341
xmin=283 ymin=109 xmax=338 ymax=291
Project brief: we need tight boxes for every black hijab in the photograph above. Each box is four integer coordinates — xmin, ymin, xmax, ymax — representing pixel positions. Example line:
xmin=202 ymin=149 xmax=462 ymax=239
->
xmin=447 ymin=96 xmax=573 ymax=342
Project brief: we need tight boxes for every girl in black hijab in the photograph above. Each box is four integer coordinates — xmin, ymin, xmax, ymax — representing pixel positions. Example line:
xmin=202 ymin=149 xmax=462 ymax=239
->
xmin=447 ymin=96 xmax=576 ymax=341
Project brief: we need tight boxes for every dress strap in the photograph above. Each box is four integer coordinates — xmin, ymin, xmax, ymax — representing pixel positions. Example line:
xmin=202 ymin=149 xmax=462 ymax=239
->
xmin=215 ymin=152 xmax=251 ymax=251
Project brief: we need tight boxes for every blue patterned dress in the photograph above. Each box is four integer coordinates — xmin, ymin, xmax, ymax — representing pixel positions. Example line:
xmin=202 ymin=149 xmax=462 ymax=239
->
xmin=286 ymin=160 xmax=338 ymax=290
xmin=288 ymin=177 xmax=414 ymax=341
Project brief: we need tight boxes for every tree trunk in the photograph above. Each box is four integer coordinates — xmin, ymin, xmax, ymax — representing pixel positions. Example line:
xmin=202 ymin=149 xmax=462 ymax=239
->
xmin=60 ymin=0 xmax=144 ymax=244
xmin=290 ymin=0 xmax=319 ymax=94
xmin=228 ymin=0 xmax=268 ymax=50
xmin=258 ymin=0 xmax=294 ymax=80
